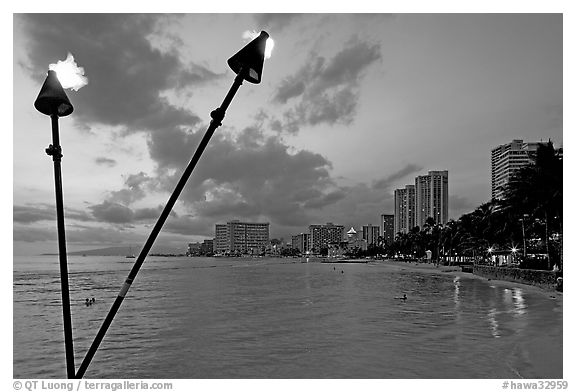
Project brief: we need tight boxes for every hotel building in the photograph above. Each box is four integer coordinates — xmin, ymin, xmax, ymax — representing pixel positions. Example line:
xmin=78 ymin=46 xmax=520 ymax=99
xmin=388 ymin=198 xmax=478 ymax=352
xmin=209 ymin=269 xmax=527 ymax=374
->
xmin=491 ymin=139 xmax=540 ymax=200
xmin=394 ymin=185 xmax=415 ymax=235
xmin=415 ymin=170 xmax=449 ymax=227
xmin=394 ymin=170 xmax=449 ymax=236
xmin=214 ymin=220 xmax=270 ymax=254
xmin=309 ymin=222 xmax=345 ymax=253
xmin=362 ymin=224 xmax=380 ymax=247
xmin=380 ymin=214 xmax=394 ymax=245
xmin=291 ymin=233 xmax=310 ymax=254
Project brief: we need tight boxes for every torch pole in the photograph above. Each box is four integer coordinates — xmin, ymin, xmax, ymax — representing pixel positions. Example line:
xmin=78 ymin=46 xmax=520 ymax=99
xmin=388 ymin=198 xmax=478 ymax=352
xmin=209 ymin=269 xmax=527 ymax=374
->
xmin=47 ymin=113 xmax=76 ymax=379
xmin=75 ymin=70 xmax=246 ymax=379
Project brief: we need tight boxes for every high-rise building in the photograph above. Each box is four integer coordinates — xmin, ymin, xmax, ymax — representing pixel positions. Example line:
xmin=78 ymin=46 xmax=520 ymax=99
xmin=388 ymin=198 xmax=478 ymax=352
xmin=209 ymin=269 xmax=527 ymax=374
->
xmin=380 ymin=214 xmax=394 ymax=245
xmin=394 ymin=185 xmax=415 ymax=235
xmin=309 ymin=222 xmax=345 ymax=253
xmin=415 ymin=170 xmax=449 ymax=227
xmin=291 ymin=233 xmax=309 ymax=253
xmin=214 ymin=220 xmax=269 ymax=254
xmin=491 ymin=140 xmax=540 ymax=200
xmin=362 ymin=224 xmax=380 ymax=247
xmin=215 ymin=224 xmax=228 ymax=252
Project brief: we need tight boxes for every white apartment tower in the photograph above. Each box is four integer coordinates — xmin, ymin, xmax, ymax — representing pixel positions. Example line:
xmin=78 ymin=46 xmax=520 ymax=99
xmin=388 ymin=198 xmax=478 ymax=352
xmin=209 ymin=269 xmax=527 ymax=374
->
xmin=214 ymin=220 xmax=270 ymax=254
xmin=415 ymin=171 xmax=449 ymax=227
xmin=394 ymin=185 xmax=415 ymax=236
xmin=491 ymin=140 xmax=540 ymax=200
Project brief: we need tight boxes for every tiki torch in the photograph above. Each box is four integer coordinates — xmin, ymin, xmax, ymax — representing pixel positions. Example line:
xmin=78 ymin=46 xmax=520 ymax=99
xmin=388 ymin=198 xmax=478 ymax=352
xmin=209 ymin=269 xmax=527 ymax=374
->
xmin=75 ymin=31 xmax=272 ymax=378
xmin=34 ymin=62 xmax=82 ymax=378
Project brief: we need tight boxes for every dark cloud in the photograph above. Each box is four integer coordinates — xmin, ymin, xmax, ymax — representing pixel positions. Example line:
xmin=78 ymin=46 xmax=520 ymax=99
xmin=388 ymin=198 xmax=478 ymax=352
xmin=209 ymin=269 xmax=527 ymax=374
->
xmin=87 ymin=201 xmax=170 ymax=225
xmin=272 ymin=80 xmax=306 ymax=104
xmin=302 ymin=190 xmax=347 ymax=209
xmin=133 ymin=206 xmax=163 ymax=221
xmin=95 ymin=157 xmax=117 ymax=167
xmin=14 ymin=204 xmax=55 ymax=223
xmin=372 ymin=164 xmax=424 ymax=190
xmin=312 ymin=182 xmax=394 ymax=231
xmin=89 ymin=201 xmax=134 ymax=224
xmin=164 ymin=215 xmax=215 ymax=237
xmin=253 ymin=14 xmax=301 ymax=33
xmin=63 ymin=226 xmax=140 ymax=245
xmin=14 ymin=204 xmax=93 ymax=224
xmin=18 ymin=14 xmax=220 ymax=133
xmin=108 ymin=172 xmax=153 ymax=205
xmin=147 ymin=125 xmax=342 ymax=229
xmin=271 ymin=40 xmax=381 ymax=133
xmin=14 ymin=224 xmax=188 ymax=250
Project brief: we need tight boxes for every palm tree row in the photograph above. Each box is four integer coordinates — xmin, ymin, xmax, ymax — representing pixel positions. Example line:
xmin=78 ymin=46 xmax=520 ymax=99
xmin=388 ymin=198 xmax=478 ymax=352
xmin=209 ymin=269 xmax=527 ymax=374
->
xmin=386 ymin=141 xmax=562 ymax=270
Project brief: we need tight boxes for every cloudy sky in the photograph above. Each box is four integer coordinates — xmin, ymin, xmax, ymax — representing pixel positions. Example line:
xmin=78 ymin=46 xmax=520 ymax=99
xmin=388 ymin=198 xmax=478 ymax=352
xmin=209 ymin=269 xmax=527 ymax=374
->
xmin=13 ymin=13 xmax=562 ymax=255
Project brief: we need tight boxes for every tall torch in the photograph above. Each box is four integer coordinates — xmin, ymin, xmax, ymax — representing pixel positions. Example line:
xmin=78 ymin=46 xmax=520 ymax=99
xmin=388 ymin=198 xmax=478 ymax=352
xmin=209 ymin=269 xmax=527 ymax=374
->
xmin=75 ymin=31 xmax=272 ymax=378
xmin=34 ymin=54 xmax=87 ymax=378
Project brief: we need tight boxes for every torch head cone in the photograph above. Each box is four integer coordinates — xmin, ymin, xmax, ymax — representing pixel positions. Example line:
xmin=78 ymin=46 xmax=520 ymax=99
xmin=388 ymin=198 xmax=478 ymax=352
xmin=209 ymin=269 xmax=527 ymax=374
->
xmin=227 ymin=31 xmax=269 ymax=84
xmin=34 ymin=70 xmax=74 ymax=117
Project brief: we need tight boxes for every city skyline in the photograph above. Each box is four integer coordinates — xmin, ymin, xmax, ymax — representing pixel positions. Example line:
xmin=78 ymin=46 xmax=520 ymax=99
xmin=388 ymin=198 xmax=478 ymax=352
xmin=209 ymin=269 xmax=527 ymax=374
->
xmin=13 ymin=14 xmax=562 ymax=255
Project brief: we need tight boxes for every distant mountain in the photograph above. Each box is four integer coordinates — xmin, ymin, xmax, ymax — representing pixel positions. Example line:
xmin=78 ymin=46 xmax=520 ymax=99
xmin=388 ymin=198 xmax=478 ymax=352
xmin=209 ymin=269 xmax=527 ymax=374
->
xmin=64 ymin=245 xmax=184 ymax=256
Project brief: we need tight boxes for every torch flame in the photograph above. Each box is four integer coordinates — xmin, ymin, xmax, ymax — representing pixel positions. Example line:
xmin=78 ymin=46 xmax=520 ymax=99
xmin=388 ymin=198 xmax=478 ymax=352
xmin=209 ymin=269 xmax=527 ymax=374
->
xmin=49 ymin=53 xmax=88 ymax=91
xmin=242 ymin=30 xmax=274 ymax=59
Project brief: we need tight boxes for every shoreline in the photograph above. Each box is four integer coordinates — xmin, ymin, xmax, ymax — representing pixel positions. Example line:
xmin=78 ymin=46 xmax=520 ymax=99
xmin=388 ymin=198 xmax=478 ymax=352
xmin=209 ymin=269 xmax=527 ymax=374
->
xmin=370 ymin=259 xmax=563 ymax=378
xmin=368 ymin=259 xmax=562 ymax=299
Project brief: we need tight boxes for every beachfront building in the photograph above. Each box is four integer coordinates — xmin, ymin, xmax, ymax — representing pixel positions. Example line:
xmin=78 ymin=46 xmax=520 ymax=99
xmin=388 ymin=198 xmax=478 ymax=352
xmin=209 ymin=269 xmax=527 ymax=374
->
xmin=214 ymin=220 xmax=270 ymax=255
xmin=394 ymin=185 xmax=415 ymax=235
xmin=187 ymin=242 xmax=201 ymax=256
xmin=415 ymin=170 xmax=449 ymax=227
xmin=215 ymin=224 xmax=228 ymax=253
xmin=291 ymin=233 xmax=309 ymax=254
xmin=362 ymin=224 xmax=380 ymax=247
xmin=200 ymin=239 xmax=214 ymax=255
xmin=491 ymin=139 xmax=541 ymax=200
xmin=347 ymin=226 xmax=367 ymax=251
xmin=309 ymin=222 xmax=345 ymax=254
xmin=380 ymin=214 xmax=394 ymax=245
xmin=187 ymin=239 xmax=215 ymax=256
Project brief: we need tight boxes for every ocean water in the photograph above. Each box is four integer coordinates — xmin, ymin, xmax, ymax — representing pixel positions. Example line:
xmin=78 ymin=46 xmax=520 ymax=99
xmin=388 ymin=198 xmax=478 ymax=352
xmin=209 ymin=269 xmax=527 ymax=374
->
xmin=13 ymin=256 xmax=562 ymax=379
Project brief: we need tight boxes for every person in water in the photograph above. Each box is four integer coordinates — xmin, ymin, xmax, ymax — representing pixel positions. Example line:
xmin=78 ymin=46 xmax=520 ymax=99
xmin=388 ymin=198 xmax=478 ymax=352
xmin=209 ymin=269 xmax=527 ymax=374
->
xmin=85 ymin=298 xmax=91 ymax=306
xmin=91 ymin=297 xmax=96 ymax=304
xmin=395 ymin=294 xmax=407 ymax=300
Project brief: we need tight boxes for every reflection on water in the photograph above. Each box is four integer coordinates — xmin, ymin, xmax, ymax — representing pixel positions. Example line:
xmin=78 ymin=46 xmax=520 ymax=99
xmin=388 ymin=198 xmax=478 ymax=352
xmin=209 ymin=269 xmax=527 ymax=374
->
xmin=513 ymin=288 xmax=526 ymax=316
xmin=453 ymin=276 xmax=462 ymax=325
xmin=13 ymin=256 xmax=562 ymax=379
xmin=487 ymin=308 xmax=501 ymax=338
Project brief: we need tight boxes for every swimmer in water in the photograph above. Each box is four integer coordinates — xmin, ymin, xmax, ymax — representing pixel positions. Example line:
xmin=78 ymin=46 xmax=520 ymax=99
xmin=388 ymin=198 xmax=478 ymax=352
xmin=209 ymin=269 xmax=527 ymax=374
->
xmin=85 ymin=298 xmax=90 ymax=306
xmin=91 ymin=297 xmax=95 ymax=304
xmin=394 ymin=294 xmax=407 ymax=300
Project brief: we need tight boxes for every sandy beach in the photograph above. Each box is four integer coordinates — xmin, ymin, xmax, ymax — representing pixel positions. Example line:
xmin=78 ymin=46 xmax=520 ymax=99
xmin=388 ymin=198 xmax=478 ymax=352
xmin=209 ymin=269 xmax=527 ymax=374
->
xmin=373 ymin=259 xmax=562 ymax=298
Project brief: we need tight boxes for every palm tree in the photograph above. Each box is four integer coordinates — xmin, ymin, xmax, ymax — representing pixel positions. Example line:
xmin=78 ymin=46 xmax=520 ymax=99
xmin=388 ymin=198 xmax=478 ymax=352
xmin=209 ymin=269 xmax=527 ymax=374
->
xmin=502 ymin=141 xmax=562 ymax=269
